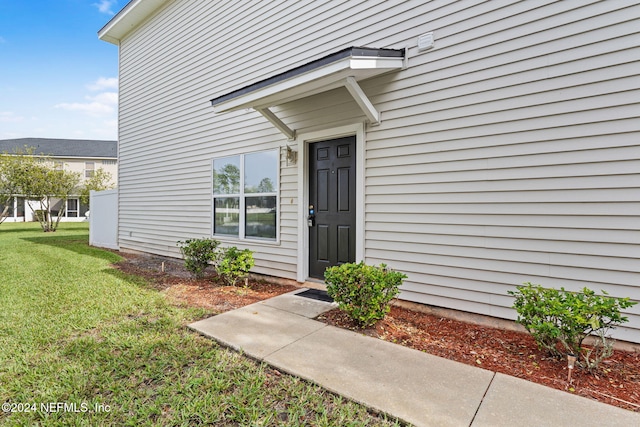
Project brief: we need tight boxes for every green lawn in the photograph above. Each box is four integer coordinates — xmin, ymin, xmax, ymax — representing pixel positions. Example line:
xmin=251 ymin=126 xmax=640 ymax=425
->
xmin=0 ymin=223 xmax=398 ymax=426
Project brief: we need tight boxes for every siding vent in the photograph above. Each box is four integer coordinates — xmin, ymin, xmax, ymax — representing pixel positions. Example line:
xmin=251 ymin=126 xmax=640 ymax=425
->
xmin=418 ymin=32 xmax=434 ymax=51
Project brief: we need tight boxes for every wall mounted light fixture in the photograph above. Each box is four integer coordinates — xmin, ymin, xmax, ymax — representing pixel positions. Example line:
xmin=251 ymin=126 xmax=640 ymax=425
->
xmin=285 ymin=145 xmax=298 ymax=166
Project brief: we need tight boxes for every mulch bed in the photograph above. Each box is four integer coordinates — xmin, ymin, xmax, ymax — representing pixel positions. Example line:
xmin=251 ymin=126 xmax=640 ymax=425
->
xmin=111 ymin=252 xmax=640 ymax=412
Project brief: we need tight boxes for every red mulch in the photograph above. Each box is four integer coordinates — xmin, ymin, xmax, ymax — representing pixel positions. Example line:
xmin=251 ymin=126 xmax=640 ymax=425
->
xmin=111 ymin=252 xmax=640 ymax=412
xmin=111 ymin=252 xmax=298 ymax=314
xmin=318 ymin=307 xmax=640 ymax=412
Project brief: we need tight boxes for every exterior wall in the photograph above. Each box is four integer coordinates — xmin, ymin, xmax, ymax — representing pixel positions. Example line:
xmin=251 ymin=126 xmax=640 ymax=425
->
xmin=114 ymin=0 xmax=640 ymax=341
xmin=55 ymin=157 xmax=118 ymax=186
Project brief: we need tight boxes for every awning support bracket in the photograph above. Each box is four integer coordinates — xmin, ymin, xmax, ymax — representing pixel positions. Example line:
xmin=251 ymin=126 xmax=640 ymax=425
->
xmin=255 ymin=76 xmax=382 ymax=139
xmin=344 ymin=76 xmax=380 ymax=125
xmin=256 ymin=107 xmax=296 ymax=141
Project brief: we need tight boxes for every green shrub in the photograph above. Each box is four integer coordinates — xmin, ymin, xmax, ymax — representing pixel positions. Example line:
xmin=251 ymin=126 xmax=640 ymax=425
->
xmin=325 ymin=262 xmax=407 ymax=327
xmin=509 ymin=283 xmax=636 ymax=370
xmin=216 ymin=246 xmax=255 ymax=286
xmin=177 ymin=238 xmax=220 ymax=279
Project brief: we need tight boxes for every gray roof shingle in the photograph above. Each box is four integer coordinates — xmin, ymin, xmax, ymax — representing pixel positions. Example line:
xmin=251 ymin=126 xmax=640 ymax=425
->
xmin=0 ymin=138 xmax=117 ymax=159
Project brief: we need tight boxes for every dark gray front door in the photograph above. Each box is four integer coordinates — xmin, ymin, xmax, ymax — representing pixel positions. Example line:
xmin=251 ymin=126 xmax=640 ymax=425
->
xmin=308 ymin=136 xmax=356 ymax=279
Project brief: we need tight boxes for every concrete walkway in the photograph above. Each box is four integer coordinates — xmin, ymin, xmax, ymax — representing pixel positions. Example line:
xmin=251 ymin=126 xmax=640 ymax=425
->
xmin=189 ymin=289 xmax=640 ymax=426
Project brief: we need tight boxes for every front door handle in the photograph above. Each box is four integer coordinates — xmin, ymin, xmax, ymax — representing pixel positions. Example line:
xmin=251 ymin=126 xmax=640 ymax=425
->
xmin=308 ymin=204 xmax=315 ymax=227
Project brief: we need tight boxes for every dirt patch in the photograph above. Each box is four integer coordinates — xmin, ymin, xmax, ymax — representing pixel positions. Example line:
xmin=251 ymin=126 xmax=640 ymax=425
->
xmin=112 ymin=252 xmax=640 ymax=412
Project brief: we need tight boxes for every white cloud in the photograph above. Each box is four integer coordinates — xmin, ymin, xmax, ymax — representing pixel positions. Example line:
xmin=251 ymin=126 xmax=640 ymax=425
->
xmin=94 ymin=1 xmax=117 ymax=15
xmin=103 ymin=119 xmax=118 ymax=128
xmin=90 ymin=92 xmax=118 ymax=105
xmin=47 ymin=77 xmax=118 ymax=138
xmin=55 ymin=92 xmax=118 ymax=117
xmin=87 ymin=77 xmax=118 ymax=91
xmin=0 ymin=112 xmax=24 ymax=123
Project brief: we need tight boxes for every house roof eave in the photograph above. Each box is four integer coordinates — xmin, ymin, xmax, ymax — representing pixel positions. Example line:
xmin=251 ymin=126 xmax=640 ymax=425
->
xmin=98 ymin=0 xmax=169 ymax=45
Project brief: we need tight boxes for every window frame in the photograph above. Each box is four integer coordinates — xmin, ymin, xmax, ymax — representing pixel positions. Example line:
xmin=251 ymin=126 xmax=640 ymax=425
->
xmin=85 ymin=161 xmax=95 ymax=178
xmin=211 ymin=149 xmax=279 ymax=243
xmin=65 ymin=198 xmax=79 ymax=218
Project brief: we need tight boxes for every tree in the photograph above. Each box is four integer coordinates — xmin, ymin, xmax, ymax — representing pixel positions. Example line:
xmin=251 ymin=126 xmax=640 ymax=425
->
xmin=79 ymin=168 xmax=115 ymax=206
xmin=0 ymin=159 xmax=15 ymax=224
xmin=213 ymin=164 xmax=240 ymax=194
xmin=17 ymin=161 xmax=81 ymax=232
xmin=1 ymin=147 xmax=81 ymax=232
xmin=0 ymin=148 xmax=37 ymax=225
xmin=257 ymin=177 xmax=274 ymax=193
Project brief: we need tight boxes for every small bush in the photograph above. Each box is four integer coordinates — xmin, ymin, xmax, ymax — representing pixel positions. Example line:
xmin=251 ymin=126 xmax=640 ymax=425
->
xmin=216 ymin=246 xmax=255 ymax=286
xmin=177 ymin=238 xmax=220 ymax=279
xmin=325 ymin=262 xmax=407 ymax=327
xmin=509 ymin=283 xmax=636 ymax=370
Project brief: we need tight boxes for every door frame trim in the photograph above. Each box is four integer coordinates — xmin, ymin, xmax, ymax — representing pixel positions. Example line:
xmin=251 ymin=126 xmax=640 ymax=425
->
xmin=296 ymin=123 xmax=365 ymax=282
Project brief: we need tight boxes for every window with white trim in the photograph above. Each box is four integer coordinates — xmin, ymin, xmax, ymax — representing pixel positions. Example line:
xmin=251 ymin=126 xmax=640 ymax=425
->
xmin=66 ymin=198 xmax=79 ymax=217
xmin=213 ymin=150 xmax=278 ymax=240
xmin=85 ymin=161 xmax=95 ymax=178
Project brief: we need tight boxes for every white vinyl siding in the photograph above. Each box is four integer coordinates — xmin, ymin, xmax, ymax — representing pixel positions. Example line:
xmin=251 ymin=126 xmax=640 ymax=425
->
xmin=115 ymin=0 xmax=640 ymax=341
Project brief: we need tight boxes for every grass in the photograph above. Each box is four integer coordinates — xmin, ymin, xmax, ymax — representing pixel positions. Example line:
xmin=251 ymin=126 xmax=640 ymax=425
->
xmin=0 ymin=223 xmax=399 ymax=426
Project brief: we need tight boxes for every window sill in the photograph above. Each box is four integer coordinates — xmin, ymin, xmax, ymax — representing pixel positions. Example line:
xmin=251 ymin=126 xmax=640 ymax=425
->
xmin=213 ymin=235 xmax=281 ymax=247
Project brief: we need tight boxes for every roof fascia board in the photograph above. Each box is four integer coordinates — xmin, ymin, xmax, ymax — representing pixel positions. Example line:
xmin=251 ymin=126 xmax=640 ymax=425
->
xmin=98 ymin=0 xmax=168 ymax=45
xmin=213 ymin=59 xmax=351 ymax=113
xmin=349 ymin=56 xmax=405 ymax=70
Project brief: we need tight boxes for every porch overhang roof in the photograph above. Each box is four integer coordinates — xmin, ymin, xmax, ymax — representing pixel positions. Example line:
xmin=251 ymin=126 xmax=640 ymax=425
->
xmin=210 ymin=47 xmax=405 ymax=140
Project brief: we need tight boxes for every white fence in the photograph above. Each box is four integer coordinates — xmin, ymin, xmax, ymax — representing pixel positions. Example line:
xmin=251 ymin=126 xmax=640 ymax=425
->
xmin=89 ymin=189 xmax=118 ymax=250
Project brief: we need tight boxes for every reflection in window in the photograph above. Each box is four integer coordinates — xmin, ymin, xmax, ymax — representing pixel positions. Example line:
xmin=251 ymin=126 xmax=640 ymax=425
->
xmin=245 ymin=151 xmax=277 ymax=193
xmin=246 ymin=196 xmax=276 ymax=239
xmin=213 ymin=156 xmax=240 ymax=194
xmin=212 ymin=150 xmax=278 ymax=240
xmin=214 ymin=197 xmax=240 ymax=236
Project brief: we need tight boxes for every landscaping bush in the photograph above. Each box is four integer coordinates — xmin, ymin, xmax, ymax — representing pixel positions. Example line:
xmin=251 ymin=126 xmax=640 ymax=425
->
xmin=216 ymin=246 xmax=255 ymax=286
xmin=325 ymin=262 xmax=407 ymax=327
xmin=177 ymin=238 xmax=220 ymax=279
xmin=509 ymin=282 xmax=636 ymax=370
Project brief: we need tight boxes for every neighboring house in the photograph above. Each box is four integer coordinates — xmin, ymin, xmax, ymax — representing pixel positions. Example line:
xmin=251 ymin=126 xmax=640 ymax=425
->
xmin=0 ymin=138 xmax=118 ymax=222
xmin=99 ymin=1 xmax=640 ymax=343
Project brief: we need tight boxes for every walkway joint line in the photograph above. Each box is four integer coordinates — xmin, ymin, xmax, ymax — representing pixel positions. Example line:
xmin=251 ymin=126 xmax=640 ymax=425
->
xmin=469 ymin=371 xmax=496 ymax=426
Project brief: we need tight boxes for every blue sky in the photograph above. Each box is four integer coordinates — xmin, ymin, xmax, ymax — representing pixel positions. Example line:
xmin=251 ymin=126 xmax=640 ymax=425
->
xmin=0 ymin=0 xmax=121 ymax=141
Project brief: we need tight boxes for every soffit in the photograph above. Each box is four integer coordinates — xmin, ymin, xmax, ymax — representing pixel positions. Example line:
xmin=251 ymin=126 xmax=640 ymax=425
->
xmin=98 ymin=0 xmax=168 ymax=45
